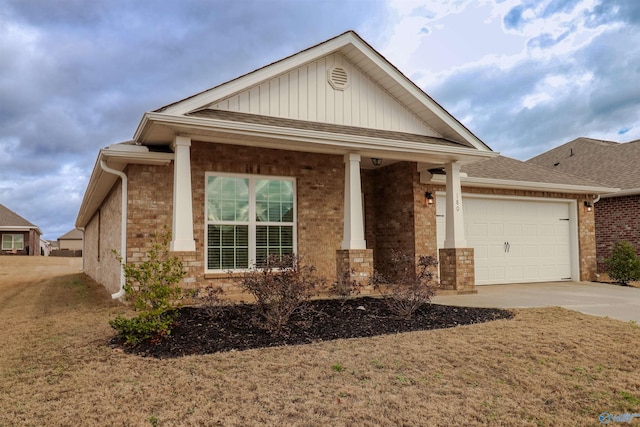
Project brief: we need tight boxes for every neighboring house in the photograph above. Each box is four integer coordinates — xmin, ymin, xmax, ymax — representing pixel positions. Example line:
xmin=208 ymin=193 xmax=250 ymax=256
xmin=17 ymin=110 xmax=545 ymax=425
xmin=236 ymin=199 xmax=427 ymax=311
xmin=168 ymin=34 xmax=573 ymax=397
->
xmin=528 ymin=137 xmax=639 ymax=272
xmin=0 ymin=203 xmax=41 ymax=256
xmin=40 ymin=238 xmax=52 ymax=256
xmin=76 ymin=31 xmax=615 ymax=299
xmin=58 ymin=228 xmax=84 ymax=251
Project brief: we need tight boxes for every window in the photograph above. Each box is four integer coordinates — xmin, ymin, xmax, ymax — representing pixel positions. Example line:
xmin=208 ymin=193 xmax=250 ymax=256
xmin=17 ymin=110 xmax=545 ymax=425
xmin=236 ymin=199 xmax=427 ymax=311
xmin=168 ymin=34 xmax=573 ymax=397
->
xmin=206 ymin=173 xmax=295 ymax=271
xmin=2 ymin=234 xmax=24 ymax=250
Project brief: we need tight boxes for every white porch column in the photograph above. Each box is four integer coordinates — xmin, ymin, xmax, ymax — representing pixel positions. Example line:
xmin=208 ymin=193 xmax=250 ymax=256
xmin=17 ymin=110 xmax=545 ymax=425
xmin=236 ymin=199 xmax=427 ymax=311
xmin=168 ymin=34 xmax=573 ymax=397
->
xmin=170 ymin=136 xmax=196 ymax=252
xmin=444 ymin=161 xmax=467 ymax=248
xmin=341 ymin=153 xmax=366 ymax=250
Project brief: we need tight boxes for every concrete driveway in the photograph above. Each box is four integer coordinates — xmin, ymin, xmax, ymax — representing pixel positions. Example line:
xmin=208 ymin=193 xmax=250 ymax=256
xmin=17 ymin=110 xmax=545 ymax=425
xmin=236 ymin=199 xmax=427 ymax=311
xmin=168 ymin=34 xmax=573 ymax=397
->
xmin=433 ymin=281 xmax=640 ymax=322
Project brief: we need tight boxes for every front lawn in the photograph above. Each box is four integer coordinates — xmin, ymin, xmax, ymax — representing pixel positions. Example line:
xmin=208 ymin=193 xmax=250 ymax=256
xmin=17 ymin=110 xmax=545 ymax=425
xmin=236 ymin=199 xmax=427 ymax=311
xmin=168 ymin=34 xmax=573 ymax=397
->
xmin=0 ymin=264 xmax=638 ymax=426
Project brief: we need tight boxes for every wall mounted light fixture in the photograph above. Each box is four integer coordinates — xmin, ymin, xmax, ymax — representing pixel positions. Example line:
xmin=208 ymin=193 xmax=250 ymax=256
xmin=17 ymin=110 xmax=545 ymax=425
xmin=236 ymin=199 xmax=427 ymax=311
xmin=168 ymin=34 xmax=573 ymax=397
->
xmin=425 ymin=191 xmax=434 ymax=206
xmin=584 ymin=201 xmax=593 ymax=212
xmin=371 ymin=158 xmax=382 ymax=166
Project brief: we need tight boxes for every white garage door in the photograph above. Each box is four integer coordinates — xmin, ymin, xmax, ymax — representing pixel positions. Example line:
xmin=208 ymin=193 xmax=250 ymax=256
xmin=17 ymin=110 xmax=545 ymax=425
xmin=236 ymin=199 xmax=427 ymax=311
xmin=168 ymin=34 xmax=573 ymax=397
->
xmin=437 ymin=195 xmax=574 ymax=285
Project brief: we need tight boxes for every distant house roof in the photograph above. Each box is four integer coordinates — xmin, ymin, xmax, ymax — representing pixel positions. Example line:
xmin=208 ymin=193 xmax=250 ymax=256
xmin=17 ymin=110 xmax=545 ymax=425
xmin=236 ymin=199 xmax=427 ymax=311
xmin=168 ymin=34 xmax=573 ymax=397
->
xmin=527 ymin=138 xmax=640 ymax=194
xmin=0 ymin=204 xmax=41 ymax=234
xmin=58 ymin=228 xmax=83 ymax=240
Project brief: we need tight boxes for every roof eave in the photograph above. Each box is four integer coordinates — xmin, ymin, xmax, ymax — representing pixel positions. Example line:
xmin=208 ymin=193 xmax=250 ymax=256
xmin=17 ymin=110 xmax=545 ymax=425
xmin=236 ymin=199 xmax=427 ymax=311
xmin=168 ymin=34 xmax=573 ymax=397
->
xmin=135 ymin=112 xmax=498 ymax=164
xmin=601 ymin=187 xmax=640 ymax=198
xmin=75 ymin=147 xmax=174 ymax=228
xmin=0 ymin=225 xmax=41 ymax=234
xmin=428 ymin=174 xmax=619 ymax=195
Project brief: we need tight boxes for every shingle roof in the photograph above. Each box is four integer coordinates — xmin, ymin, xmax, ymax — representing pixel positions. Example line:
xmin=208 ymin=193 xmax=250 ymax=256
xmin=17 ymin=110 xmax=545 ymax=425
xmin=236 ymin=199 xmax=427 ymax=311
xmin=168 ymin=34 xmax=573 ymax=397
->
xmin=527 ymin=137 xmax=640 ymax=189
xmin=0 ymin=204 xmax=39 ymax=229
xmin=189 ymin=109 xmax=475 ymax=149
xmin=58 ymin=228 xmax=83 ymax=240
xmin=461 ymin=155 xmax=609 ymax=187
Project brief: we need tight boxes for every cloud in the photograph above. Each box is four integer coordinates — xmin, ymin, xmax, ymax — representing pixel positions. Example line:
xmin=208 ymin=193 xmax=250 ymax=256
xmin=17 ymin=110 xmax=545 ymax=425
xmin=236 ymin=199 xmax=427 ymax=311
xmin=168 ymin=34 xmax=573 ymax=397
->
xmin=0 ymin=0 xmax=387 ymax=239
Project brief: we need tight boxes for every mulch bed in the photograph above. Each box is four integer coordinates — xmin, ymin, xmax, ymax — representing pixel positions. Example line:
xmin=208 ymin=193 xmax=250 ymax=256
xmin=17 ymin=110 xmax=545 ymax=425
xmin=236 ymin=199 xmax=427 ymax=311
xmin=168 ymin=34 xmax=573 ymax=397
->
xmin=113 ymin=297 xmax=514 ymax=358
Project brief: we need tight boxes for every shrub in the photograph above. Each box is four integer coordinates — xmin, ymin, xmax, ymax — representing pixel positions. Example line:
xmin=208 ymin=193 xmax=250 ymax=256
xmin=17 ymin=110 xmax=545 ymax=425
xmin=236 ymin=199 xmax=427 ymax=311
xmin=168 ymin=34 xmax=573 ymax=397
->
xmin=195 ymin=285 xmax=226 ymax=319
xmin=371 ymin=251 xmax=437 ymax=318
xmin=109 ymin=228 xmax=185 ymax=344
xmin=329 ymin=268 xmax=363 ymax=301
xmin=238 ymin=254 xmax=322 ymax=334
xmin=605 ymin=240 xmax=640 ymax=285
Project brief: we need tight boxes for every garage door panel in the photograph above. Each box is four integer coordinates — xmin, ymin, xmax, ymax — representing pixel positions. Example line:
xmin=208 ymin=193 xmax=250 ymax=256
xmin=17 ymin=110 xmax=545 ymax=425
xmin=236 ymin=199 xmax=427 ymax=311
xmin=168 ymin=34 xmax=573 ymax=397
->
xmin=437 ymin=195 xmax=573 ymax=285
xmin=468 ymin=222 xmax=488 ymax=237
xmin=523 ymin=245 xmax=538 ymax=257
xmin=489 ymin=266 xmax=506 ymax=281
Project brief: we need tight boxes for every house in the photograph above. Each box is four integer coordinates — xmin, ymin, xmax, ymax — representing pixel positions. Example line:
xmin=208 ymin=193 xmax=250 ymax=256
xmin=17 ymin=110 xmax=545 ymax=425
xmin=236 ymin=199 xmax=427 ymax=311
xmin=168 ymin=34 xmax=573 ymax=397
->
xmin=76 ymin=31 xmax=615 ymax=299
xmin=0 ymin=203 xmax=42 ymax=256
xmin=528 ymin=137 xmax=638 ymax=272
xmin=58 ymin=228 xmax=84 ymax=251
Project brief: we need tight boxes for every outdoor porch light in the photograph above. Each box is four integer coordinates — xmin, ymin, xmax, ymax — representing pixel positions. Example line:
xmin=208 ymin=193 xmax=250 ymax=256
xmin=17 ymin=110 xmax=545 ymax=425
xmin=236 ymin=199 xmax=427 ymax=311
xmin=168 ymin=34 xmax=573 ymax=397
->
xmin=425 ymin=191 xmax=434 ymax=205
xmin=371 ymin=158 xmax=383 ymax=166
xmin=584 ymin=201 xmax=593 ymax=212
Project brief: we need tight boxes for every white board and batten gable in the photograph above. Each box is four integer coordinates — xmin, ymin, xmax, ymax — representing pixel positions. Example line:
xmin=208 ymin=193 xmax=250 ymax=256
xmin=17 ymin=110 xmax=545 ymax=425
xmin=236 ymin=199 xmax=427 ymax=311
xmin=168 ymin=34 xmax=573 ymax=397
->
xmin=205 ymin=52 xmax=440 ymax=137
xmin=146 ymin=31 xmax=491 ymax=152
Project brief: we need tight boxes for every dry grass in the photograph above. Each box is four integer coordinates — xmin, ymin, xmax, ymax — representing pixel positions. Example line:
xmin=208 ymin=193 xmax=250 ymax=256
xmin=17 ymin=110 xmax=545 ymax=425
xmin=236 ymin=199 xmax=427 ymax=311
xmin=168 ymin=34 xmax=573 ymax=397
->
xmin=1 ymin=257 xmax=639 ymax=426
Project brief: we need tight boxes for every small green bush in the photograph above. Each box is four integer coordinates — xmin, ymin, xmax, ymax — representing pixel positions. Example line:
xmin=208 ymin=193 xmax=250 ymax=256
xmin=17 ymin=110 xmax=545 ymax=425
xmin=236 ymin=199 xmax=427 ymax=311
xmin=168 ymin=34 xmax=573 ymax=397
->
xmin=109 ymin=228 xmax=185 ymax=344
xmin=238 ymin=254 xmax=322 ymax=334
xmin=371 ymin=251 xmax=437 ymax=318
xmin=605 ymin=240 xmax=640 ymax=285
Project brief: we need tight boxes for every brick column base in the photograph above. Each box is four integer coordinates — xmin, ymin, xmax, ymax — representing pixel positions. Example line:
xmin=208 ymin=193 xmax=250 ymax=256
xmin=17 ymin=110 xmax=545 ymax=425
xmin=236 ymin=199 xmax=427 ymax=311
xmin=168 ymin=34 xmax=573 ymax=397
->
xmin=336 ymin=249 xmax=374 ymax=291
xmin=438 ymin=248 xmax=477 ymax=294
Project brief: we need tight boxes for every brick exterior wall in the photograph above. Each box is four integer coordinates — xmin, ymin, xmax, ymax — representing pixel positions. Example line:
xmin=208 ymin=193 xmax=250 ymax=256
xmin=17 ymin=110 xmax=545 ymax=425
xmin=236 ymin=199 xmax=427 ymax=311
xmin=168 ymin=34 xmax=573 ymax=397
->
xmin=364 ymin=162 xmax=439 ymax=279
xmin=439 ymin=248 xmax=475 ymax=293
xmin=84 ymin=180 xmax=124 ymax=295
xmin=595 ymin=195 xmax=640 ymax=272
xmin=85 ymin=144 xmax=600 ymax=296
xmin=97 ymin=142 xmax=341 ymax=296
xmin=578 ymin=198 xmax=597 ymax=281
xmin=336 ymin=248 xmax=374 ymax=289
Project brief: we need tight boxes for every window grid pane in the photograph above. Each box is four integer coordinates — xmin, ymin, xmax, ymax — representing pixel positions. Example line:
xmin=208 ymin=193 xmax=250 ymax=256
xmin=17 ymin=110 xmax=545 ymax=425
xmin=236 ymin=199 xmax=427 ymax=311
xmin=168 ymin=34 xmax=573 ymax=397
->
xmin=207 ymin=225 xmax=249 ymax=270
xmin=256 ymin=225 xmax=294 ymax=265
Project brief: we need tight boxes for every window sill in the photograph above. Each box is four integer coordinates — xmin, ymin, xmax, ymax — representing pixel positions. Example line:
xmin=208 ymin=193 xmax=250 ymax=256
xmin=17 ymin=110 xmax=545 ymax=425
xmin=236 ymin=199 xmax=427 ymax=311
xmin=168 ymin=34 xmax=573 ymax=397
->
xmin=204 ymin=271 xmax=246 ymax=279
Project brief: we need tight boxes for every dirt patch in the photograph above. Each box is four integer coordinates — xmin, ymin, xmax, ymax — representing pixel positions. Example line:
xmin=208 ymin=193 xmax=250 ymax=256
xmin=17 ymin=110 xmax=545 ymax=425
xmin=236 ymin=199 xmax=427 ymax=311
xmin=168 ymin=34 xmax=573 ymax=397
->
xmin=118 ymin=298 xmax=513 ymax=358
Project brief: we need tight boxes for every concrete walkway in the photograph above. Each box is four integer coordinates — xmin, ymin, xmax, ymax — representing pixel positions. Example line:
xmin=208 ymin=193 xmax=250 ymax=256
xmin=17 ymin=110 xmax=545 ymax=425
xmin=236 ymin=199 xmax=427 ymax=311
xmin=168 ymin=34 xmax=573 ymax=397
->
xmin=433 ymin=281 xmax=640 ymax=322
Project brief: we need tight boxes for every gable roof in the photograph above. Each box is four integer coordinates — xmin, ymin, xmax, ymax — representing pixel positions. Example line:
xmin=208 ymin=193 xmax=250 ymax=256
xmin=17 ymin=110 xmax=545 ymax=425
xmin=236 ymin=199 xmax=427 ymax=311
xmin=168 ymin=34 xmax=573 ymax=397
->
xmin=528 ymin=137 xmax=640 ymax=194
xmin=58 ymin=228 xmax=83 ymax=240
xmin=135 ymin=31 xmax=492 ymax=152
xmin=426 ymin=155 xmax=618 ymax=195
xmin=0 ymin=204 xmax=41 ymax=233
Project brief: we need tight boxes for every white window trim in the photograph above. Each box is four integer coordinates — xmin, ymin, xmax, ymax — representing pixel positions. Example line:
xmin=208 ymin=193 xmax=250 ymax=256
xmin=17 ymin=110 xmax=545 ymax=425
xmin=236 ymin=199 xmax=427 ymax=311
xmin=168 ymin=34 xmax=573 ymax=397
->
xmin=2 ymin=234 xmax=24 ymax=250
xmin=204 ymin=172 xmax=297 ymax=272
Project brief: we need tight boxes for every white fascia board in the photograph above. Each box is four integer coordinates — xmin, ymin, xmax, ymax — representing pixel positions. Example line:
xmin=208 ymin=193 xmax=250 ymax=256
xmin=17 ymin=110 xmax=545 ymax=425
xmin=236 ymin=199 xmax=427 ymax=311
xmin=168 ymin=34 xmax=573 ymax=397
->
xmin=75 ymin=148 xmax=174 ymax=228
xmin=137 ymin=112 xmax=498 ymax=163
xmin=160 ymin=35 xmax=354 ymax=117
xmin=601 ymin=187 xmax=640 ymax=198
xmin=347 ymin=37 xmax=489 ymax=152
xmin=428 ymin=174 xmax=619 ymax=195
xmin=0 ymin=226 xmax=39 ymax=232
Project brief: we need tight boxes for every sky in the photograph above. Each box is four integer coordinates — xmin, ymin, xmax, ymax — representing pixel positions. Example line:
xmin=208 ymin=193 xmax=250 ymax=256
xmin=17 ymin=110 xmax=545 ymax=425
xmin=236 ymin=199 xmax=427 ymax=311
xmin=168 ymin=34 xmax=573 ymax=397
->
xmin=1 ymin=0 xmax=640 ymax=240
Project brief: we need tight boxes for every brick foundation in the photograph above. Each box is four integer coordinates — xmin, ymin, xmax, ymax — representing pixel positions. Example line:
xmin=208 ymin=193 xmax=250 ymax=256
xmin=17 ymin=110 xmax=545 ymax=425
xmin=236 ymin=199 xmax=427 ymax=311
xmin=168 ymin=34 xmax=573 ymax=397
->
xmin=438 ymin=248 xmax=476 ymax=294
xmin=336 ymin=249 xmax=374 ymax=293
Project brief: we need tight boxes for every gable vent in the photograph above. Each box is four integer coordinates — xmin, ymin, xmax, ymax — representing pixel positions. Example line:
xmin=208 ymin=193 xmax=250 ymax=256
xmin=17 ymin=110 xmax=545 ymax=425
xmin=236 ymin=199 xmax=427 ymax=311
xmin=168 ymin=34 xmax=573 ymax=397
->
xmin=328 ymin=66 xmax=349 ymax=90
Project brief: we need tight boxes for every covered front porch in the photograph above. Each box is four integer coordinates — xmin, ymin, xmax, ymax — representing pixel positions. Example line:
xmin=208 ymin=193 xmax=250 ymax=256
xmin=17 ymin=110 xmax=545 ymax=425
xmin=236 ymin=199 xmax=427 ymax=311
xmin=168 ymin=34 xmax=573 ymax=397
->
xmin=157 ymin=117 xmax=496 ymax=292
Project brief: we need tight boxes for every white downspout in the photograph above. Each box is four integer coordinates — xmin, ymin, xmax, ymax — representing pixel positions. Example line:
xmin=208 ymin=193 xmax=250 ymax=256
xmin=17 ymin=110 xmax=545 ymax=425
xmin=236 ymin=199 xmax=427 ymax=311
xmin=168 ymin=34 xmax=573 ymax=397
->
xmin=593 ymin=194 xmax=601 ymax=204
xmin=99 ymin=160 xmax=127 ymax=299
